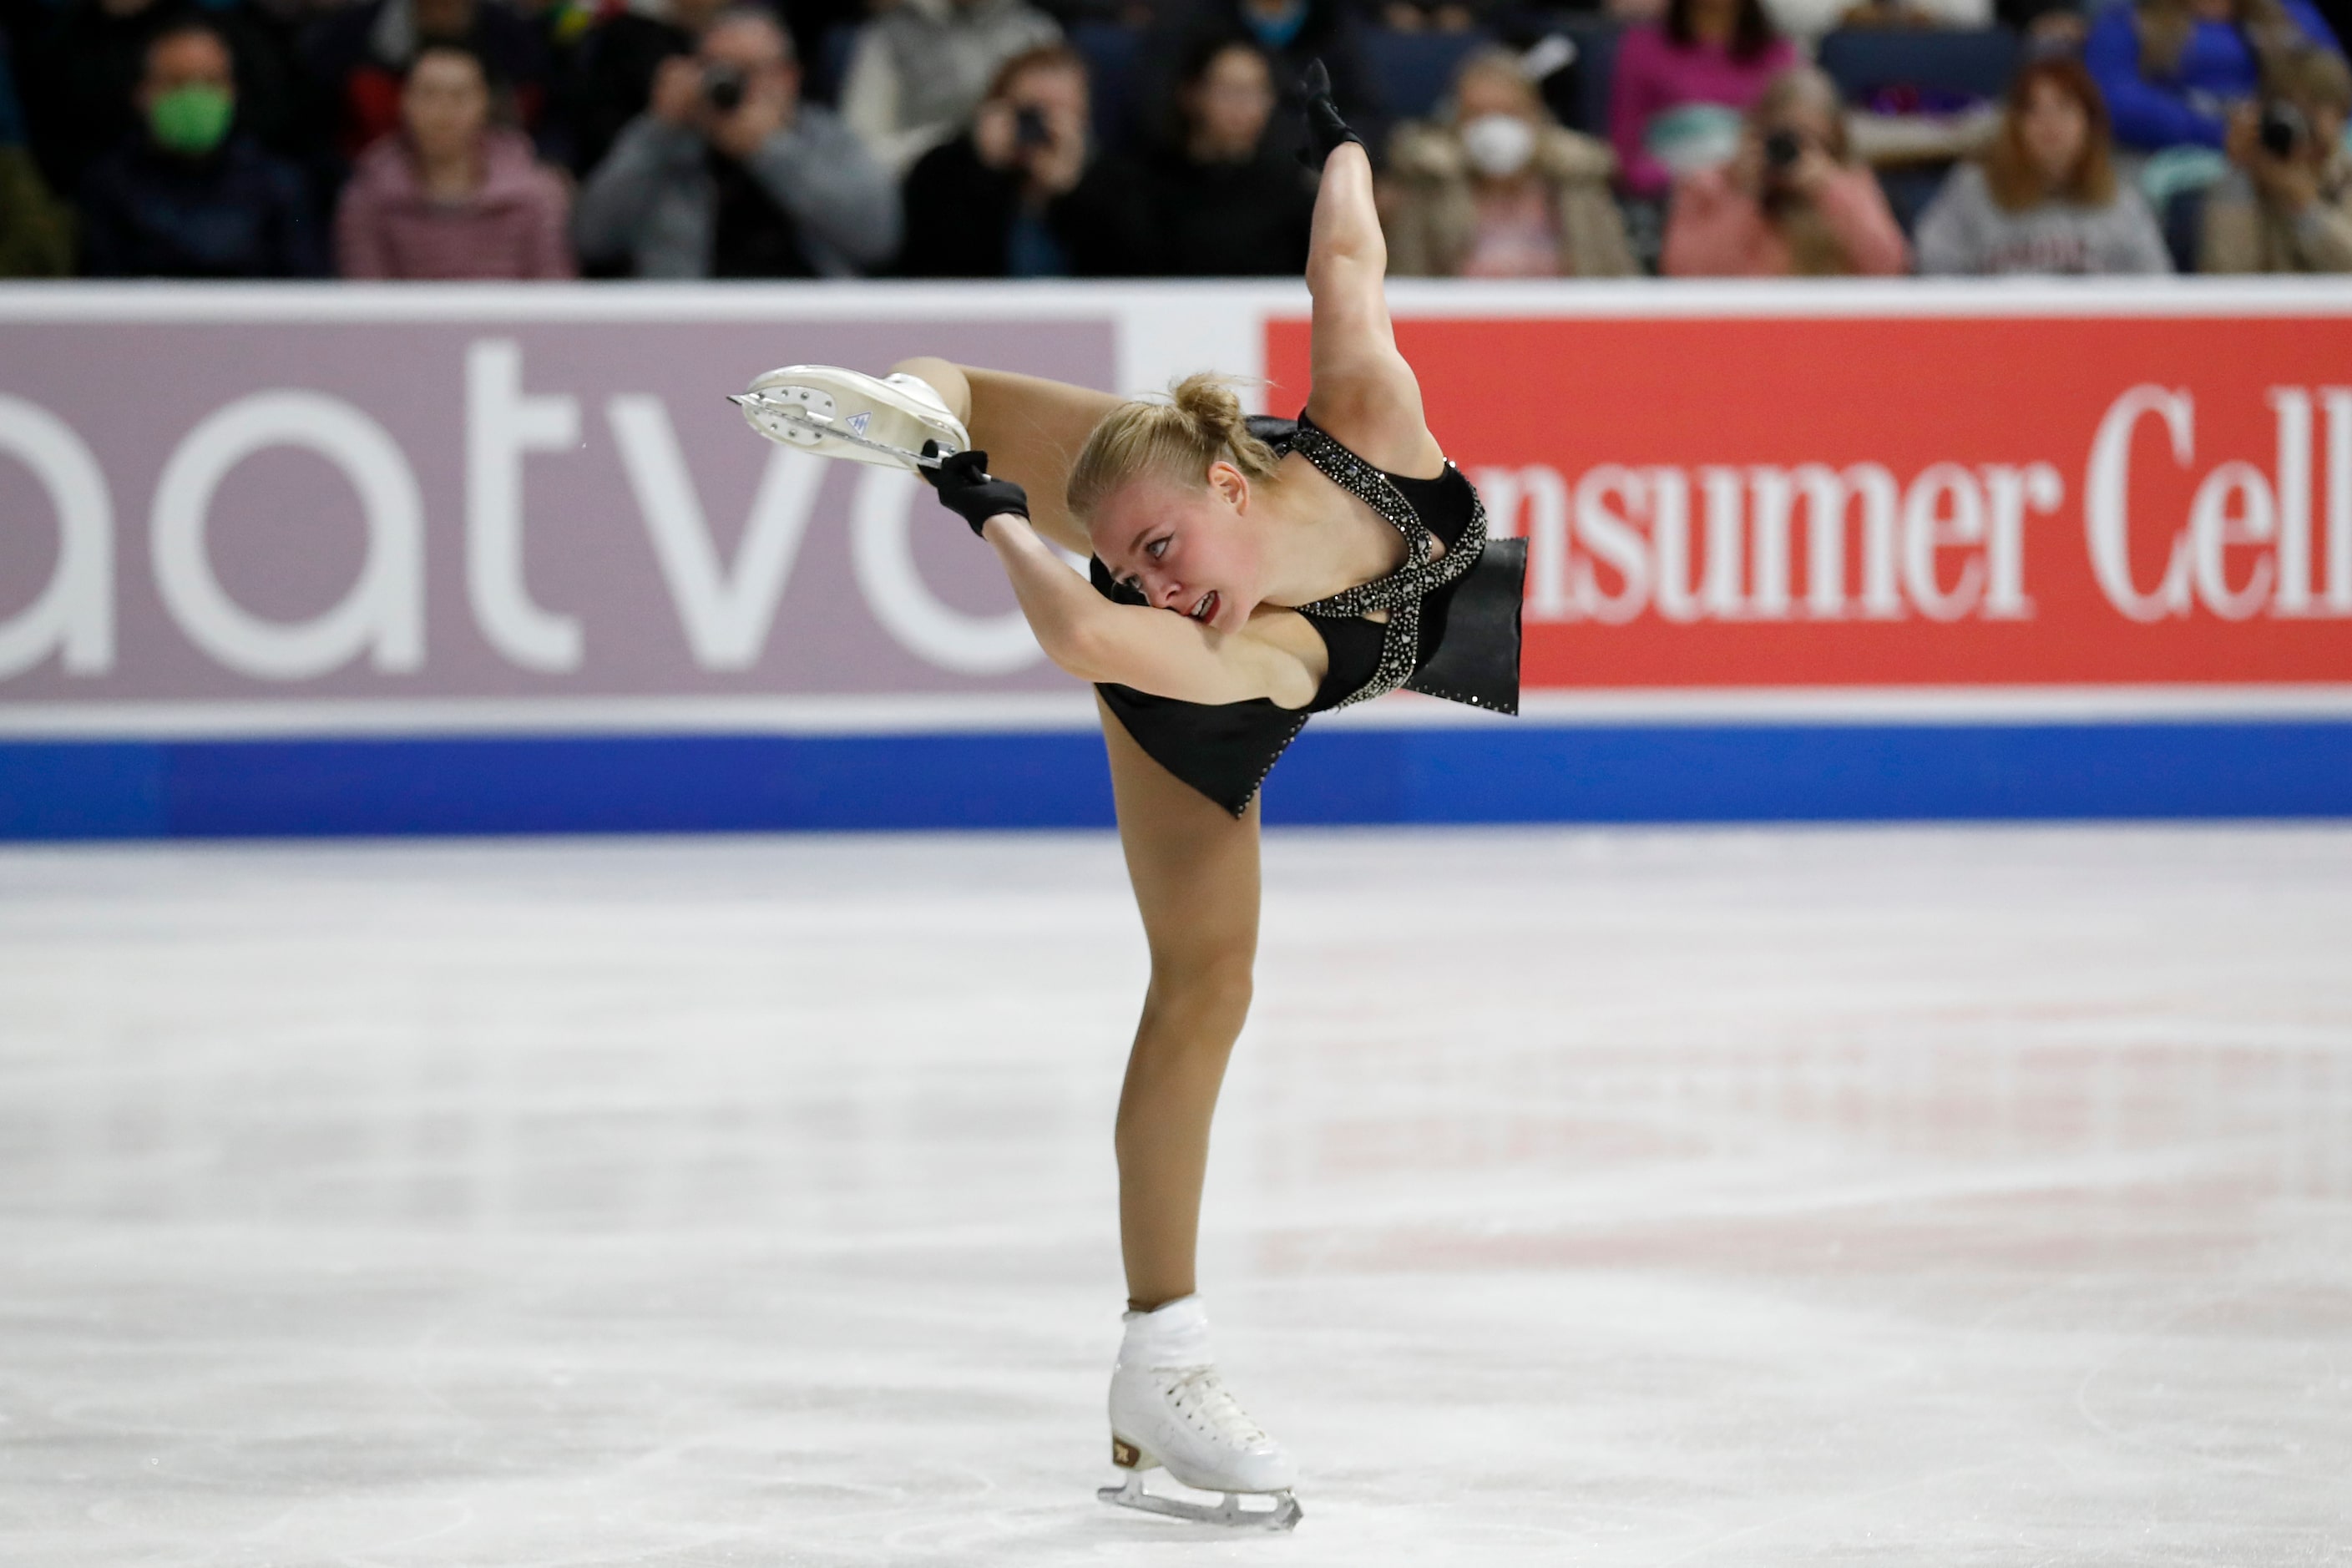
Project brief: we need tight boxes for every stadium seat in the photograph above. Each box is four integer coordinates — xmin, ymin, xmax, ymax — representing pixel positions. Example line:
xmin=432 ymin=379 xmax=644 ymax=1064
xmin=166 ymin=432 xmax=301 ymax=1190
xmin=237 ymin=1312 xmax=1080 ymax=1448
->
xmin=1551 ymin=17 xmax=1622 ymax=139
xmin=1072 ymin=22 xmax=1142 ymax=150
xmin=1817 ymin=27 xmax=2020 ymax=109
xmin=1362 ymin=28 xmax=1495 ymax=121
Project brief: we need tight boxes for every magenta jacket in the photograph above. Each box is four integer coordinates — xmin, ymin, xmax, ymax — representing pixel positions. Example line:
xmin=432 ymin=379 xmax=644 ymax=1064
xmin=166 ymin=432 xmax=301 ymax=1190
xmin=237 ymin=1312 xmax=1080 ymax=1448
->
xmin=1608 ymin=25 xmax=1796 ymax=200
xmin=336 ymin=127 xmax=573 ymax=280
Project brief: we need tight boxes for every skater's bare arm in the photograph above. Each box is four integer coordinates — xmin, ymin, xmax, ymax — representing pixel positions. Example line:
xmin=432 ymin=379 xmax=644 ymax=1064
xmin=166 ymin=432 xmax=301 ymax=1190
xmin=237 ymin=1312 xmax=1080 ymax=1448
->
xmin=984 ymin=517 xmax=1320 ymax=706
xmin=1302 ymin=144 xmax=1444 ymax=479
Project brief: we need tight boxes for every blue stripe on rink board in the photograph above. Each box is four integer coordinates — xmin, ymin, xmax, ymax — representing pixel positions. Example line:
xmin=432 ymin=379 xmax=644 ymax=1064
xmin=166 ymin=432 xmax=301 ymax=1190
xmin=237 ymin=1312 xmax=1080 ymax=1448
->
xmin=2 ymin=721 xmax=2349 ymax=840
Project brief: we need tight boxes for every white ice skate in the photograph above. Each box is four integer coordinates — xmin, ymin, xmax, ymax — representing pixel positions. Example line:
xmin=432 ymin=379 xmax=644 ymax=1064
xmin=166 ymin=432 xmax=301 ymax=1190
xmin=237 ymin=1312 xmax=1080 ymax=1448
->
xmin=730 ymin=366 xmax=968 ymax=470
xmin=1098 ymin=1296 xmax=1302 ymax=1532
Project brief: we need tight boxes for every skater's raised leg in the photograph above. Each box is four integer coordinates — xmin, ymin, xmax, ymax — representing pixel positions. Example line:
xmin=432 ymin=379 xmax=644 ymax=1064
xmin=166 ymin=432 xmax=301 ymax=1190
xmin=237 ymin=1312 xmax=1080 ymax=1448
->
xmin=891 ymin=357 xmax=1117 ymax=557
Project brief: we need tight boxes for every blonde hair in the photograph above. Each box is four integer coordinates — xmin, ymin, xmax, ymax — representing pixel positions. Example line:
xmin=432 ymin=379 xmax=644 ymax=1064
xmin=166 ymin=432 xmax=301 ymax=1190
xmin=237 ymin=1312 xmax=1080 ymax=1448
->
xmin=1066 ymin=373 xmax=1283 ymax=524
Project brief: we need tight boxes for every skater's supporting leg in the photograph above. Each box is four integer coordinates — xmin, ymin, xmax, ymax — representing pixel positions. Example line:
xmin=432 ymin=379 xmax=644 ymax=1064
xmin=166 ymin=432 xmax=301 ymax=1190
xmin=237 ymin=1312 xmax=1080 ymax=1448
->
xmin=893 ymin=357 xmax=1116 ymax=557
xmin=887 ymin=359 xmax=1259 ymax=1310
xmin=1099 ymin=694 xmax=1261 ymax=1311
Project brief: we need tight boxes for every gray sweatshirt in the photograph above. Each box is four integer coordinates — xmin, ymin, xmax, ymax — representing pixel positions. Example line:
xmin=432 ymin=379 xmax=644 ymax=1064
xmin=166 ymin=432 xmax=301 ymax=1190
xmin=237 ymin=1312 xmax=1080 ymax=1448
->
xmin=1914 ymin=163 xmax=2172 ymax=276
xmin=839 ymin=0 xmax=1061 ymax=176
xmin=572 ymin=105 xmax=900 ymax=280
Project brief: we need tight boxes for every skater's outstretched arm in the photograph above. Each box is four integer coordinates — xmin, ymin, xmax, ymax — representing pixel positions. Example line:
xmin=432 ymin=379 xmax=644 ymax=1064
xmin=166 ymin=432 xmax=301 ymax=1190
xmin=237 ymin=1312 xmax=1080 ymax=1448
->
xmin=923 ymin=450 xmax=1323 ymax=707
xmin=1301 ymin=142 xmax=1444 ymax=480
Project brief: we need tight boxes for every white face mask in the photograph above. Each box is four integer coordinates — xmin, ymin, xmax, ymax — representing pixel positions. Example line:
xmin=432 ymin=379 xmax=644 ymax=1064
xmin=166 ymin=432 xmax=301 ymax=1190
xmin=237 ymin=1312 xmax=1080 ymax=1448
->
xmin=1459 ymin=112 xmax=1536 ymax=178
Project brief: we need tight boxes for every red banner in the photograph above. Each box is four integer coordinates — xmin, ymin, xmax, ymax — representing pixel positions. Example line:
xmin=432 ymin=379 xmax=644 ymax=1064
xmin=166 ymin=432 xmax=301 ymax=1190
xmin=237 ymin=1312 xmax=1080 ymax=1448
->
xmin=1266 ymin=313 xmax=2352 ymax=690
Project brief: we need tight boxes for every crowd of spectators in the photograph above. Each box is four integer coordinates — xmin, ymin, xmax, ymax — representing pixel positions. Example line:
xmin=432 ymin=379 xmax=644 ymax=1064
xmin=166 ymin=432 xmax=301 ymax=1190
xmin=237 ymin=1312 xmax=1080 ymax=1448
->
xmin=0 ymin=0 xmax=2344 ymax=280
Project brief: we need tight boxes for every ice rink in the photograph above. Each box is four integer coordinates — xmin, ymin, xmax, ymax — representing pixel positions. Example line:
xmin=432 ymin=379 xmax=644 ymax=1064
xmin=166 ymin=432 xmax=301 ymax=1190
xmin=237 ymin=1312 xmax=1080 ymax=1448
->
xmin=3 ymin=824 xmax=2348 ymax=1566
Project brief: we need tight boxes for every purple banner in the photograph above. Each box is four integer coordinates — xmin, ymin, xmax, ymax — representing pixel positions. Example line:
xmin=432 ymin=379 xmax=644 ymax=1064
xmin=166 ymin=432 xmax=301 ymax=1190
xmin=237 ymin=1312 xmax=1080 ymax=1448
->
xmin=0 ymin=315 xmax=1114 ymax=706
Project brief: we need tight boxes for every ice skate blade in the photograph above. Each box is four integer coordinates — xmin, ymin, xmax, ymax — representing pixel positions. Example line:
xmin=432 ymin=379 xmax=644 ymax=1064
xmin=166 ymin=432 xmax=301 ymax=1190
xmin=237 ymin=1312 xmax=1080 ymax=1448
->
xmin=1096 ymin=1469 xmax=1302 ymax=1532
xmin=727 ymin=392 xmax=948 ymax=471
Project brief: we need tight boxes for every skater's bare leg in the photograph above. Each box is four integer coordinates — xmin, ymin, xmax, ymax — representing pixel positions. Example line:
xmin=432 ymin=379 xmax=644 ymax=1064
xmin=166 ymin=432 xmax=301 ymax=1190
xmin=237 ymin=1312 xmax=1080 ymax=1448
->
xmin=893 ymin=357 xmax=1115 ymax=556
xmin=1100 ymin=694 xmax=1261 ymax=1311
xmin=889 ymin=358 xmax=1255 ymax=1309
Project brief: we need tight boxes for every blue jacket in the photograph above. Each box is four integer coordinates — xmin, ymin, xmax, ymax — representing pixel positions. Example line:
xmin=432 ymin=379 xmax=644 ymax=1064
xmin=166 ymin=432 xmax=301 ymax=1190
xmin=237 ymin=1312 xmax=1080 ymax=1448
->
xmin=80 ymin=134 xmax=326 ymax=278
xmin=2086 ymin=0 xmax=2344 ymax=151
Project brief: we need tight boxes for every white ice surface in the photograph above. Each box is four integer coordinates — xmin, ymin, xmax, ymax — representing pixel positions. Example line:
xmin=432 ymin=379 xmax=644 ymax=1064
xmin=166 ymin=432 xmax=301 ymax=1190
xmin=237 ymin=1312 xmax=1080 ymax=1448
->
xmin=1 ymin=825 xmax=2347 ymax=1566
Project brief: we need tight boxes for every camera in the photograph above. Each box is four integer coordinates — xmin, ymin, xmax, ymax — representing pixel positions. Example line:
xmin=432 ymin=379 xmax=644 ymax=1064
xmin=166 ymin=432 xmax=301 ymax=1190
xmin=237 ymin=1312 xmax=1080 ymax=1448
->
xmin=1014 ymin=104 xmax=1052 ymax=151
xmin=1763 ymin=129 xmax=1803 ymax=173
xmin=2258 ymin=100 xmax=2306 ymax=158
xmin=704 ymin=63 xmax=746 ymax=114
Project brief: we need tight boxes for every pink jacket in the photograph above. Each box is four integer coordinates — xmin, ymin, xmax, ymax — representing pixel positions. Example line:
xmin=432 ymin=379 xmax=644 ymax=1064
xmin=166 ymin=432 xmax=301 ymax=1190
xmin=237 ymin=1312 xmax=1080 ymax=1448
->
xmin=1608 ymin=26 xmax=1796 ymax=200
xmin=1662 ymin=164 xmax=1909 ymax=277
xmin=336 ymin=128 xmax=573 ymax=281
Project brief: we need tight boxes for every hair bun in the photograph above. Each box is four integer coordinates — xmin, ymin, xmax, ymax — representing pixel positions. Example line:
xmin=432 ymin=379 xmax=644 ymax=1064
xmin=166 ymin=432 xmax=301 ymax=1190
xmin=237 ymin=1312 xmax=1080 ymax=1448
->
xmin=1066 ymin=374 xmax=1282 ymax=524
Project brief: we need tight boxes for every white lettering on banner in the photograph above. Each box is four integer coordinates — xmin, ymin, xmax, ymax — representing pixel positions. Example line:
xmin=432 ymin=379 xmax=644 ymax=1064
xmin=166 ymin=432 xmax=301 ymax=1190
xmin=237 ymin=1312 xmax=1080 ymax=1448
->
xmin=2269 ymin=388 xmax=2313 ymax=616
xmin=1979 ymin=463 xmax=2061 ymax=620
xmin=2086 ymin=385 xmax=2195 ymax=622
xmin=2189 ymin=461 xmax=2276 ymax=620
xmin=2328 ymin=390 xmax=2352 ymax=613
xmin=607 ymin=395 xmax=823 ymax=671
xmin=848 ymin=465 xmax=1043 ymax=675
xmin=151 ymin=391 xmax=423 ymax=680
xmin=467 ymin=341 xmax=582 ymax=671
xmin=1570 ymin=464 xmax=1650 ymax=624
xmin=1903 ymin=463 xmax=1987 ymax=622
xmin=0 ymin=394 xmax=112 ymax=678
xmin=2084 ymin=383 xmax=2352 ymax=622
xmin=1493 ymin=458 xmax=2055 ymax=625
xmin=1471 ymin=465 xmax=1569 ymax=618
xmin=1754 ymin=463 xmax=1903 ymax=621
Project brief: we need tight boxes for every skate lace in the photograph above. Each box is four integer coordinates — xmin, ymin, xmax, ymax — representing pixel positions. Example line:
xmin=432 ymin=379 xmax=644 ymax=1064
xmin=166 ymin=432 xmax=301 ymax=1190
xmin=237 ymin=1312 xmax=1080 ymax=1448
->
xmin=1166 ymin=1368 xmax=1269 ymax=1448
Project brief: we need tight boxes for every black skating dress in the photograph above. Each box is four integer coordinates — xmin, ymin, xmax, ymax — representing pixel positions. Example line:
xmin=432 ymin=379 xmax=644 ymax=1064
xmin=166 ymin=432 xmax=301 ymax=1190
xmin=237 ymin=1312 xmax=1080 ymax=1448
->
xmin=1088 ymin=412 xmax=1526 ymax=816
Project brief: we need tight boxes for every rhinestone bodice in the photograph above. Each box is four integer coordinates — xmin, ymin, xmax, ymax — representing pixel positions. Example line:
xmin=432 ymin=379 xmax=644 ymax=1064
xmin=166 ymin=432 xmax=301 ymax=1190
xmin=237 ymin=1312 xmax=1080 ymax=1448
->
xmin=1285 ymin=416 xmax=1487 ymax=711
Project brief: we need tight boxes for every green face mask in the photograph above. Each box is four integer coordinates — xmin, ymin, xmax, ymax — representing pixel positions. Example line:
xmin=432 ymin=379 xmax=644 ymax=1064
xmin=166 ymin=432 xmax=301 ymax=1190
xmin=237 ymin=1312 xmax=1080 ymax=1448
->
xmin=149 ymin=84 xmax=235 ymax=156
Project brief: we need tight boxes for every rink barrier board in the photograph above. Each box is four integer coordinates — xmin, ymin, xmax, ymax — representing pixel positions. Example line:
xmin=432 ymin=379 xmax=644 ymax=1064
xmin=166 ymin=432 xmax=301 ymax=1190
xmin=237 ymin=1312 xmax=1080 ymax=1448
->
xmin=6 ymin=719 xmax=2351 ymax=839
xmin=6 ymin=283 xmax=2352 ymax=837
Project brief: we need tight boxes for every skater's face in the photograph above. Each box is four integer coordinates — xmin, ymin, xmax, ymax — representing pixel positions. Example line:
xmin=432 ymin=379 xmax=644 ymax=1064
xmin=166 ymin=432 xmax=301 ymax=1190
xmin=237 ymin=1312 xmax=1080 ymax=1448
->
xmin=1090 ymin=463 xmax=1261 ymax=633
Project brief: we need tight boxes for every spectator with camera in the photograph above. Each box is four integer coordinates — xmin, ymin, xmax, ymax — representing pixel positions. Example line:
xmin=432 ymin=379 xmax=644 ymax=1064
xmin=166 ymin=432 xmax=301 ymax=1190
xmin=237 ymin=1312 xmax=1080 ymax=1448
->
xmin=1916 ymin=57 xmax=2172 ymax=273
xmin=2086 ymin=0 xmax=2342 ymax=154
xmin=572 ymin=8 xmax=896 ymax=277
xmin=79 ymin=20 xmax=326 ymax=276
xmin=2200 ymin=44 xmax=2352 ymax=267
xmin=1662 ymin=64 xmax=1909 ymax=275
xmin=336 ymin=42 xmax=572 ymax=277
xmin=1135 ymin=35 xmax=1315 ymax=276
xmin=838 ymin=0 xmax=1062 ymax=178
xmin=1387 ymin=47 xmax=1636 ymax=277
xmin=1609 ymin=0 xmax=1796 ymax=203
xmin=896 ymin=43 xmax=1144 ymax=276
xmin=567 ymin=0 xmax=731 ymax=177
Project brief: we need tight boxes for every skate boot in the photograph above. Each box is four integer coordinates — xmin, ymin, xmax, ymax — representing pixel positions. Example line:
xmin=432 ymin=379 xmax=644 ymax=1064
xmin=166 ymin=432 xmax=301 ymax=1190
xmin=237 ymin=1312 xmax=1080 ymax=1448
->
xmin=1097 ymin=1296 xmax=1302 ymax=1531
xmin=731 ymin=365 xmax=968 ymax=470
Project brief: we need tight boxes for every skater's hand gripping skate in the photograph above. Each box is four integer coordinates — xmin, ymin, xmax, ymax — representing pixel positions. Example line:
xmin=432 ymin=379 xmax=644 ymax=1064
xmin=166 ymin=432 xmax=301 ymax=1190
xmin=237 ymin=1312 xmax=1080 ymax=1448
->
xmin=1297 ymin=59 xmax=1364 ymax=169
xmin=921 ymin=443 xmax=1029 ymax=537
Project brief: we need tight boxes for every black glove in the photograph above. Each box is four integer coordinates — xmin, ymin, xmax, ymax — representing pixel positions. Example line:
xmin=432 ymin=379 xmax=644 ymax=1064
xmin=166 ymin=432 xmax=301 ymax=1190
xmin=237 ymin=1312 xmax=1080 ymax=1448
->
xmin=1297 ymin=58 xmax=1365 ymax=169
xmin=921 ymin=443 xmax=1029 ymax=537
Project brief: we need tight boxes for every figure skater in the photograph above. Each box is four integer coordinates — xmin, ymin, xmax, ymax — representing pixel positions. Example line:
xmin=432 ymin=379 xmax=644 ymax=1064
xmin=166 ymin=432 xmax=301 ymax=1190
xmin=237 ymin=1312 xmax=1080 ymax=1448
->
xmin=732 ymin=64 xmax=1524 ymax=1530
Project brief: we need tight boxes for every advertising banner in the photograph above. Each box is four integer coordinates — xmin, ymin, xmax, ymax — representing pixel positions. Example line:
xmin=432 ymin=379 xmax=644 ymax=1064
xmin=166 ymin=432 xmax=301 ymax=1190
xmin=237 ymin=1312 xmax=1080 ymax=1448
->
xmin=3 ymin=283 xmax=2349 ymax=837
xmin=1267 ymin=311 xmax=2352 ymax=692
xmin=0 ymin=306 xmax=1110 ymax=717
